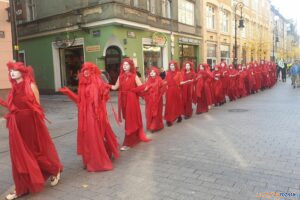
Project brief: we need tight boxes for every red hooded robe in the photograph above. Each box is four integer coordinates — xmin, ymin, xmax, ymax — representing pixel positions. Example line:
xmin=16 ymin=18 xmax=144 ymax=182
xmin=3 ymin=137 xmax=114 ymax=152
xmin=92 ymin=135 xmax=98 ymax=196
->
xmin=164 ymin=61 xmax=183 ymax=123
xmin=0 ymin=62 xmax=63 ymax=196
xmin=60 ymin=62 xmax=119 ymax=172
xmin=181 ymin=61 xmax=196 ymax=118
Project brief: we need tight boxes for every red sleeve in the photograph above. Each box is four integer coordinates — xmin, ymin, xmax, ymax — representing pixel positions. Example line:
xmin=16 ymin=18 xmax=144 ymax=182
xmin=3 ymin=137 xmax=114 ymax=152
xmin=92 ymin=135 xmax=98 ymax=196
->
xmin=59 ymin=87 xmax=79 ymax=103
xmin=0 ymin=98 xmax=8 ymax=109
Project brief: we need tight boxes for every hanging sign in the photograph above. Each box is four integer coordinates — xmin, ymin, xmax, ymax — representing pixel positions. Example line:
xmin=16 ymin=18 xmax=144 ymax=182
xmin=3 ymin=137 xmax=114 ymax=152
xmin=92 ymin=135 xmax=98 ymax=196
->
xmin=152 ymin=32 xmax=167 ymax=47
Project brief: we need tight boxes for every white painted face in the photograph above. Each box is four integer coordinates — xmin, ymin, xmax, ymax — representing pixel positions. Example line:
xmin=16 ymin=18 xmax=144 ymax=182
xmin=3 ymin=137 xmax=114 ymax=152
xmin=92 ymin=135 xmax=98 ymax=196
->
xmin=83 ymin=70 xmax=90 ymax=77
xmin=185 ymin=63 xmax=191 ymax=71
xmin=229 ymin=65 xmax=233 ymax=69
xmin=221 ymin=63 xmax=225 ymax=67
xmin=199 ymin=65 xmax=204 ymax=70
xmin=170 ymin=63 xmax=175 ymax=71
xmin=150 ymin=70 xmax=156 ymax=78
xmin=10 ymin=69 xmax=22 ymax=80
xmin=123 ymin=61 xmax=130 ymax=72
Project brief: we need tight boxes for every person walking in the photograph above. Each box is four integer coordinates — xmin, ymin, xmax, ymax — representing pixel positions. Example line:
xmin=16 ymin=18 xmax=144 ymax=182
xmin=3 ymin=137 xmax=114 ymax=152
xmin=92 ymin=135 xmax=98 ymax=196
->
xmin=290 ymin=61 xmax=300 ymax=88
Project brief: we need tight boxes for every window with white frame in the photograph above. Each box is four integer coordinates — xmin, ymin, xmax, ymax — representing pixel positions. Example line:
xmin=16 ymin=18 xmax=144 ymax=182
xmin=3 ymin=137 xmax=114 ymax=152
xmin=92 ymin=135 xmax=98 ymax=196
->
xmin=220 ymin=10 xmax=229 ymax=33
xmin=150 ymin=1 xmax=156 ymax=14
xmin=133 ymin=0 xmax=138 ymax=7
xmin=26 ymin=0 xmax=36 ymax=21
xmin=178 ymin=0 xmax=195 ymax=26
xmin=206 ymin=4 xmax=215 ymax=30
xmin=243 ymin=0 xmax=249 ymax=6
xmin=162 ymin=0 xmax=171 ymax=18
xmin=252 ymin=0 xmax=258 ymax=11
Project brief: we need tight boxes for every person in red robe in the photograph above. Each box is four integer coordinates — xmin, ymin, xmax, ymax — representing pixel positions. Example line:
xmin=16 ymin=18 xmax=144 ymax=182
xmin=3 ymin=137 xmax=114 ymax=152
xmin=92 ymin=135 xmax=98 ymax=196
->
xmin=181 ymin=61 xmax=196 ymax=119
xmin=59 ymin=62 xmax=119 ymax=172
xmin=132 ymin=67 xmax=166 ymax=132
xmin=245 ymin=64 xmax=256 ymax=95
xmin=111 ymin=58 xmax=150 ymax=151
xmin=253 ymin=62 xmax=262 ymax=92
xmin=227 ymin=64 xmax=238 ymax=101
xmin=237 ymin=65 xmax=248 ymax=98
xmin=220 ymin=62 xmax=229 ymax=99
xmin=0 ymin=62 xmax=63 ymax=200
xmin=194 ymin=64 xmax=213 ymax=114
xmin=164 ymin=61 xmax=183 ymax=126
xmin=212 ymin=65 xmax=224 ymax=106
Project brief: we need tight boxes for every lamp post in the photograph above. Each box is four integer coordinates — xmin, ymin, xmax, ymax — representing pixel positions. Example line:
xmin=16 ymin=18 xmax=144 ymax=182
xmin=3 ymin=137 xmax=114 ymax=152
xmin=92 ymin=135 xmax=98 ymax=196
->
xmin=233 ymin=2 xmax=244 ymax=68
xmin=168 ymin=0 xmax=174 ymax=60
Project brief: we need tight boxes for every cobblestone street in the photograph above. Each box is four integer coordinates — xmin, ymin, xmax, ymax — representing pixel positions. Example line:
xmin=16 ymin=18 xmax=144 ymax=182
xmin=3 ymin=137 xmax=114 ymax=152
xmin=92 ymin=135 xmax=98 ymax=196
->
xmin=1 ymin=82 xmax=300 ymax=200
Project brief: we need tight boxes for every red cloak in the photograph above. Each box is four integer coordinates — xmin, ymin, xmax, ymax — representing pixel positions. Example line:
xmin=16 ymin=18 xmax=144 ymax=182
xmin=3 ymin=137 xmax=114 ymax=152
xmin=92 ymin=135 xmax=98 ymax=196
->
xmin=164 ymin=61 xmax=183 ymax=123
xmin=181 ymin=61 xmax=196 ymax=118
xmin=212 ymin=66 xmax=224 ymax=105
xmin=194 ymin=64 xmax=213 ymax=113
xmin=133 ymin=67 xmax=166 ymax=132
xmin=60 ymin=62 xmax=119 ymax=172
xmin=118 ymin=58 xmax=150 ymax=147
xmin=1 ymin=62 xmax=63 ymax=196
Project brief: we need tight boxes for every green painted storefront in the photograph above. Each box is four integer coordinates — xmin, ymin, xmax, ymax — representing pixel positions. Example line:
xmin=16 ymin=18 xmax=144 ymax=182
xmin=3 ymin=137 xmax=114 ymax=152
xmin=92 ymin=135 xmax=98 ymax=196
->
xmin=19 ymin=25 xmax=201 ymax=94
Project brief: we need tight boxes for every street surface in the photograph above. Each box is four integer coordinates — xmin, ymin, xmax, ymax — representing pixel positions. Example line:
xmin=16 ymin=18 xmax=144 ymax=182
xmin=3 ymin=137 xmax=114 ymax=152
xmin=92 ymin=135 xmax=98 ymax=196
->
xmin=0 ymin=82 xmax=300 ymax=200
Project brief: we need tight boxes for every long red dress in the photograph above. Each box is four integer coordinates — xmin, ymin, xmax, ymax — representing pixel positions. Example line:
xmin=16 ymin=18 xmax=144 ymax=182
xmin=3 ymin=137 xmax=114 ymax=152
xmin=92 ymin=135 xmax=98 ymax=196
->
xmin=181 ymin=61 xmax=195 ymax=118
xmin=212 ymin=66 xmax=224 ymax=105
xmin=60 ymin=62 xmax=119 ymax=172
xmin=133 ymin=67 xmax=165 ymax=132
xmin=220 ymin=63 xmax=229 ymax=97
xmin=194 ymin=64 xmax=213 ymax=114
xmin=1 ymin=62 xmax=63 ymax=197
xmin=227 ymin=66 xmax=238 ymax=101
xmin=164 ymin=61 xmax=183 ymax=124
xmin=253 ymin=64 xmax=262 ymax=92
xmin=118 ymin=58 xmax=150 ymax=147
xmin=237 ymin=68 xmax=248 ymax=98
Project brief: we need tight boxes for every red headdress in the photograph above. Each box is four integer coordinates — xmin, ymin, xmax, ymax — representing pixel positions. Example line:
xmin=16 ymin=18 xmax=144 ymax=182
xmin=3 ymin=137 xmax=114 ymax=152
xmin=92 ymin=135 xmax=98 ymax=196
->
xmin=168 ymin=60 xmax=179 ymax=72
xmin=7 ymin=61 xmax=35 ymax=84
xmin=119 ymin=58 xmax=137 ymax=75
xmin=181 ymin=61 xmax=195 ymax=73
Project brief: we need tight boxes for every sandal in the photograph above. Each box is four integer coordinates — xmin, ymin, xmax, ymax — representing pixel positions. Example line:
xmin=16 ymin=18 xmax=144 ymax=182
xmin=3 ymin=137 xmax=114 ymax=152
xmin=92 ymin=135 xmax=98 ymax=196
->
xmin=50 ymin=172 xmax=61 ymax=186
xmin=6 ymin=191 xmax=18 ymax=200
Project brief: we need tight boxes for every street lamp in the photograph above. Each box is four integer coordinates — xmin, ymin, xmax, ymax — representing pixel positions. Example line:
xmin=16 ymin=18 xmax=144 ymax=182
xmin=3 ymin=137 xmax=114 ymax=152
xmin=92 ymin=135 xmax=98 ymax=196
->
xmin=233 ymin=2 xmax=244 ymax=68
xmin=272 ymin=15 xmax=279 ymax=62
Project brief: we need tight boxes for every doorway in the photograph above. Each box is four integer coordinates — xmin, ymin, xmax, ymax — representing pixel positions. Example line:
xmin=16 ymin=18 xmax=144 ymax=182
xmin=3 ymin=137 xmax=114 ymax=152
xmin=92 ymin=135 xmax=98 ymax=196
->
xmin=105 ymin=46 xmax=122 ymax=85
xmin=59 ymin=45 xmax=84 ymax=91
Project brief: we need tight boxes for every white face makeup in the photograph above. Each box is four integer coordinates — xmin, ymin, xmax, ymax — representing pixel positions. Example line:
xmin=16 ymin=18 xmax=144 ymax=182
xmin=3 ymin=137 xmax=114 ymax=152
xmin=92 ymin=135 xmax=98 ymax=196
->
xmin=150 ymin=70 xmax=156 ymax=77
xmin=83 ymin=70 xmax=90 ymax=77
xmin=185 ymin=63 xmax=191 ymax=71
xmin=221 ymin=63 xmax=225 ymax=67
xmin=199 ymin=65 xmax=204 ymax=70
xmin=170 ymin=63 xmax=175 ymax=71
xmin=123 ymin=61 xmax=130 ymax=72
xmin=10 ymin=69 xmax=22 ymax=80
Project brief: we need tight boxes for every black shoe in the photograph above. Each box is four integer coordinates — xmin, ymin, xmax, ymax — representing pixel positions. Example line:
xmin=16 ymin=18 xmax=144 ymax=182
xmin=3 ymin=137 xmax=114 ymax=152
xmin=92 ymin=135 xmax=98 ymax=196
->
xmin=177 ymin=116 xmax=182 ymax=123
xmin=167 ymin=122 xmax=173 ymax=127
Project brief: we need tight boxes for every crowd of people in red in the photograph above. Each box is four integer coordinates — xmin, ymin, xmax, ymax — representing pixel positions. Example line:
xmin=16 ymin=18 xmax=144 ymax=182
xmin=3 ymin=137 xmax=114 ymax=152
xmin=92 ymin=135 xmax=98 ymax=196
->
xmin=0 ymin=59 xmax=277 ymax=199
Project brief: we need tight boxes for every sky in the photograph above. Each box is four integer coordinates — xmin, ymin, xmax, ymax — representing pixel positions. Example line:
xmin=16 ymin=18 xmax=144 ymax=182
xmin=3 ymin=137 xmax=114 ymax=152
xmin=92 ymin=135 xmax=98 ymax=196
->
xmin=271 ymin=0 xmax=300 ymax=34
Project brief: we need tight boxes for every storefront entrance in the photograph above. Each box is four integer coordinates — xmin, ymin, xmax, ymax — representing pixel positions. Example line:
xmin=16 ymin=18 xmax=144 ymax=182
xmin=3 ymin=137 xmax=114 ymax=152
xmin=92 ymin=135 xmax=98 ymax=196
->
xmin=143 ymin=45 xmax=163 ymax=76
xmin=105 ymin=46 xmax=122 ymax=84
xmin=179 ymin=44 xmax=197 ymax=69
xmin=59 ymin=45 xmax=84 ymax=91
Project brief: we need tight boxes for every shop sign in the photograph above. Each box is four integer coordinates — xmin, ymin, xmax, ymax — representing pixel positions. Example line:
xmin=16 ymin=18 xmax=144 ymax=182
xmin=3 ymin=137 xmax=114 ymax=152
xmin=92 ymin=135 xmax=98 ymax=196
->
xmin=92 ymin=30 xmax=101 ymax=37
xmin=179 ymin=37 xmax=200 ymax=45
xmin=86 ymin=45 xmax=100 ymax=52
xmin=127 ymin=31 xmax=136 ymax=38
xmin=152 ymin=32 xmax=167 ymax=47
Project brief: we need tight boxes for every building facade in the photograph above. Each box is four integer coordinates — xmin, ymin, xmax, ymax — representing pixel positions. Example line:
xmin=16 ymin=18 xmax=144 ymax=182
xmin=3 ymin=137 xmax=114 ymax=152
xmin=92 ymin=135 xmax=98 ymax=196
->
xmin=0 ymin=0 xmax=12 ymax=115
xmin=201 ymin=0 xmax=271 ymax=67
xmin=15 ymin=0 xmax=202 ymax=93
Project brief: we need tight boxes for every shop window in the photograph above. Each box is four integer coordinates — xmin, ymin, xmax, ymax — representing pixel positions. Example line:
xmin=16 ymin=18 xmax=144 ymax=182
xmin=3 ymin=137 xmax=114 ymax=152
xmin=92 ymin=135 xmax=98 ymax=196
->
xmin=179 ymin=44 xmax=197 ymax=68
